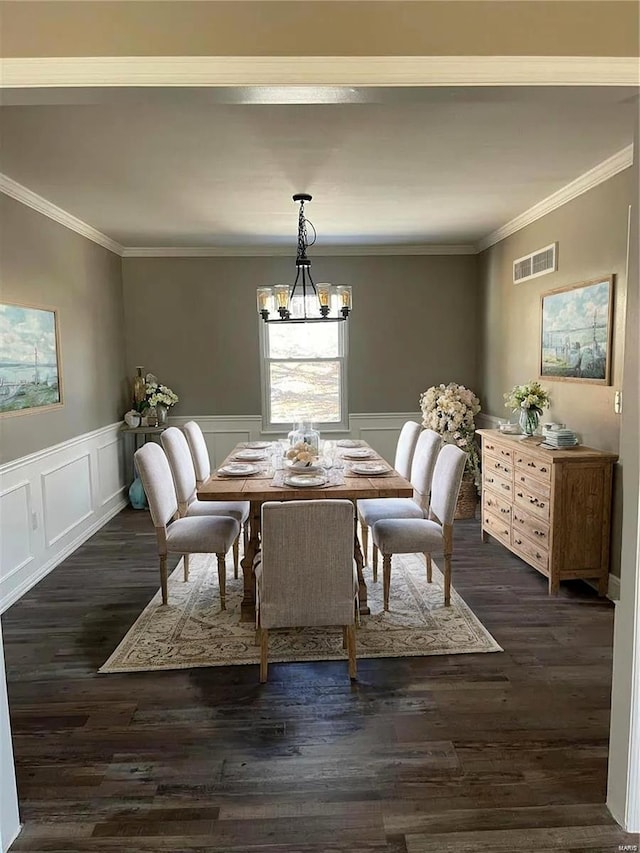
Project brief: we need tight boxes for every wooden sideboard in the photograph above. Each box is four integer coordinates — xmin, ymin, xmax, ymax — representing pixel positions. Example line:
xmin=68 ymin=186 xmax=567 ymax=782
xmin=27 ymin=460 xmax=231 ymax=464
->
xmin=477 ymin=429 xmax=618 ymax=595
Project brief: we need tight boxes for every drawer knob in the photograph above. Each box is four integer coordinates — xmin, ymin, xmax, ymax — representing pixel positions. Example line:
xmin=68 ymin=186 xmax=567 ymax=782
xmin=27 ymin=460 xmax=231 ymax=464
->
xmin=500 ymin=508 xmax=508 ymax=514
xmin=536 ymin=552 xmax=542 ymax=560
xmin=541 ymin=466 xmax=548 ymax=473
xmin=515 ymin=538 xmax=522 ymax=545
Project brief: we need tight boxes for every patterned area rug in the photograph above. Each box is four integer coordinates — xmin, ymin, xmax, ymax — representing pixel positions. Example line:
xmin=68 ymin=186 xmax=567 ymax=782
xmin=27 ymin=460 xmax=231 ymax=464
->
xmin=100 ymin=552 xmax=502 ymax=673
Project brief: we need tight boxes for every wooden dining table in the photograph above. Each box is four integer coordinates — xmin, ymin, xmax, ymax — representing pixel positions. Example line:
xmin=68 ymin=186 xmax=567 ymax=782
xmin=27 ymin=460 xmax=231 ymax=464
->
xmin=196 ymin=440 xmax=413 ymax=621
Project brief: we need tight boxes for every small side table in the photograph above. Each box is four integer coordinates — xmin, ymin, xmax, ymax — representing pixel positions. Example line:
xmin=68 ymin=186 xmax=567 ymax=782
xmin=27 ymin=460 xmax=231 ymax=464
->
xmin=121 ymin=425 xmax=168 ymax=486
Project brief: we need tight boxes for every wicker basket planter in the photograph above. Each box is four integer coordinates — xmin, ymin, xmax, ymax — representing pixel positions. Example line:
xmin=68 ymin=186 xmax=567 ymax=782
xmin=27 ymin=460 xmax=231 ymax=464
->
xmin=454 ymin=473 xmax=478 ymax=520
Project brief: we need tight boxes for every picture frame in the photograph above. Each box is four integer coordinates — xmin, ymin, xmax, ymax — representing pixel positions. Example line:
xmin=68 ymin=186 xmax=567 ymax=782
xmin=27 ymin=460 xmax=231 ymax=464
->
xmin=0 ymin=302 xmax=63 ymax=417
xmin=539 ymin=276 xmax=613 ymax=385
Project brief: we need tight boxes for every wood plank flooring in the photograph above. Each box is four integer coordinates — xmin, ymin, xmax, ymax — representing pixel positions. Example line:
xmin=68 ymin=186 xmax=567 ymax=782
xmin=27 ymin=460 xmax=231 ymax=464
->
xmin=3 ymin=507 xmax=638 ymax=852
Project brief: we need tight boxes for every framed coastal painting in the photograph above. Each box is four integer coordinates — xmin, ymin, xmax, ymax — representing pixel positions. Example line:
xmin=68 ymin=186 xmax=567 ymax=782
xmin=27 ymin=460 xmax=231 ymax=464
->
xmin=539 ymin=276 xmax=613 ymax=385
xmin=0 ymin=302 xmax=63 ymax=416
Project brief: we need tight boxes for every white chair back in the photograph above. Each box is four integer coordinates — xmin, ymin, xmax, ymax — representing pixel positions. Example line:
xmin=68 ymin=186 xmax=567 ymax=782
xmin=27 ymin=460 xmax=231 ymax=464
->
xmin=429 ymin=444 xmax=467 ymax=526
xmin=410 ymin=429 xmax=443 ymax=509
xmin=259 ymin=500 xmax=355 ymax=629
xmin=394 ymin=420 xmax=422 ymax=480
xmin=134 ymin=443 xmax=178 ymax=528
xmin=161 ymin=427 xmax=198 ymax=509
xmin=182 ymin=421 xmax=211 ymax=485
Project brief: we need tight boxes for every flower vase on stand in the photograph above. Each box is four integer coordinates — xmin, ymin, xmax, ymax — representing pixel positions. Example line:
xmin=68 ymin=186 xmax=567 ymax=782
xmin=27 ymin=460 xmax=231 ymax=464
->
xmin=519 ymin=407 xmax=540 ymax=436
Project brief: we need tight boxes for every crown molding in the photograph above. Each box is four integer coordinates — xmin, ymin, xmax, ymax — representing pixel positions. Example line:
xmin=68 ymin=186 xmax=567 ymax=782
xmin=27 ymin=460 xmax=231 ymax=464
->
xmin=122 ymin=243 xmax=477 ymax=257
xmin=0 ymin=174 xmax=124 ymax=255
xmin=476 ymin=144 xmax=635 ymax=252
xmin=1 ymin=55 xmax=638 ymax=88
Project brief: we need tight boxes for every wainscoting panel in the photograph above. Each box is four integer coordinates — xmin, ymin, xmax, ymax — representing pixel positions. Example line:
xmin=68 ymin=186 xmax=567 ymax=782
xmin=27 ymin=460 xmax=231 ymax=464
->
xmin=0 ymin=481 xmax=33 ymax=585
xmin=42 ymin=453 xmax=93 ymax=548
xmin=0 ymin=423 xmax=127 ymax=613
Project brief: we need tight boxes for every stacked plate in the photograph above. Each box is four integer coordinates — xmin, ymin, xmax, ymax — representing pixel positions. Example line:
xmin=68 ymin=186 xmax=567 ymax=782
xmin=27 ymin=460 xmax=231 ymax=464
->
xmin=542 ymin=428 xmax=579 ymax=447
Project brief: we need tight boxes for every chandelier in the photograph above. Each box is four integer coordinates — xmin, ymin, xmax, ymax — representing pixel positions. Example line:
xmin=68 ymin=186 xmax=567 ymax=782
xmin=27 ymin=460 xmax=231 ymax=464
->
xmin=257 ymin=194 xmax=352 ymax=323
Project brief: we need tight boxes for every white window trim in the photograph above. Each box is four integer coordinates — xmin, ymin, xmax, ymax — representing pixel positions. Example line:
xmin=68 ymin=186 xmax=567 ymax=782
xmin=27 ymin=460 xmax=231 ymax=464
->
xmin=259 ymin=320 xmax=349 ymax=434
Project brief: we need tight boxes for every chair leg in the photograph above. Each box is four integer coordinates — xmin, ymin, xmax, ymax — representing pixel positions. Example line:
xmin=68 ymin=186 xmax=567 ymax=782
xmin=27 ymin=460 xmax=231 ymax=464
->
xmin=159 ymin=556 xmax=168 ymax=605
xmin=425 ymin=552 xmax=432 ymax=583
xmin=255 ymin=626 xmax=261 ymax=647
xmin=183 ymin=554 xmax=190 ymax=582
xmin=361 ymin=522 xmax=369 ymax=564
xmin=216 ymin=553 xmax=227 ymax=610
xmin=243 ymin=521 xmax=249 ymax=555
xmin=372 ymin=544 xmax=379 ymax=583
xmin=346 ymin=625 xmax=357 ymax=680
xmin=444 ymin=553 xmax=452 ymax=606
xmin=382 ymin=554 xmax=392 ymax=611
xmin=233 ymin=535 xmax=240 ymax=579
xmin=260 ymin=628 xmax=269 ymax=683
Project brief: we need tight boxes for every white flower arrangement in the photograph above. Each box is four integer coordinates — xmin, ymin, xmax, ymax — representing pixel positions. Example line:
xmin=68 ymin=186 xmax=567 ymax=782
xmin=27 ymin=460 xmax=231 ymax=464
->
xmin=142 ymin=381 xmax=179 ymax=410
xmin=419 ymin=382 xmax=482 ymax=487
xmin=286 ymin=441 xmax=319 ymax=467
xmin=503 ymin=380 xmax=550 ymax=415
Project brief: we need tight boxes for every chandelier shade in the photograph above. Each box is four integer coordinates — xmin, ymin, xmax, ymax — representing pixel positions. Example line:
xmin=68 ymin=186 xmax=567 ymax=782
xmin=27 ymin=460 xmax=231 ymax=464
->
xmin=257 ymin=194 xmax=352 ymax=323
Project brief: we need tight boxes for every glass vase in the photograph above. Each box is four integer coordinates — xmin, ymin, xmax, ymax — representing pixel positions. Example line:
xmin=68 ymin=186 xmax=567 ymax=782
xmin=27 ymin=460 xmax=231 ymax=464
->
xmin=156 ymin=404 xmax=168 ymax=426
xmin=519 ymin=407 xmax=540 ymax=436
xmin=289 ymin=420 xmax=320 ymax=453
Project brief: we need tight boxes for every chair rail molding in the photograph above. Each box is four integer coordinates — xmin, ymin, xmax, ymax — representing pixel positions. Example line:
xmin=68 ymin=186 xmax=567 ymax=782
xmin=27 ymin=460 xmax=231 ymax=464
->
xmin=0 ymin=423 xmax=127 ymax=613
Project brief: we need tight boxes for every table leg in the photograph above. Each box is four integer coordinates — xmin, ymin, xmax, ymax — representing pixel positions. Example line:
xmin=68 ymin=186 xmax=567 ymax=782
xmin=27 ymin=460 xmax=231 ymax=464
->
xmin=240 ymin=500 xmax=261 ymax=622
xmin=353 ymin=521 xmax=370 ymax=618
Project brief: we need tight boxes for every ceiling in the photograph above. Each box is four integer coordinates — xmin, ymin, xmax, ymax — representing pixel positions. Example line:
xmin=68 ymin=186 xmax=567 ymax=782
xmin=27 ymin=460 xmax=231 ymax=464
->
xmin=0 ymin=85 xmax=637 ymax=252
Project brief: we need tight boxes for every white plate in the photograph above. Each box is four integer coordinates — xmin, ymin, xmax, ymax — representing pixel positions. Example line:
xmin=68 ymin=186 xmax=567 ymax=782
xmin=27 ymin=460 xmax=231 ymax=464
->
xmin=336 ymin=439 xmax=362 ymax=447
xmin=234 ymin=449 xmax=268 ymax=461
xmin=284 ymin=474 xmax=327 ymax=488
xmin=245 ymin=441 xmax=271 ymax=449
xmin=285 ymin=461 xmax=323 ymax=474
xmin=218 ymin=463 xmax=259 ymax=477
xmin=351 ymin=462 xmax=390 ymax=476
xmin=342 ymin=448 xmax=375 ymax=459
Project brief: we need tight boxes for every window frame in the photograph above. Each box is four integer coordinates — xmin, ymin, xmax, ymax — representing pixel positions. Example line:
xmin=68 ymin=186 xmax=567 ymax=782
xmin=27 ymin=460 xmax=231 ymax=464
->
xmin=259 ymin=320 xmax=349 ymax=433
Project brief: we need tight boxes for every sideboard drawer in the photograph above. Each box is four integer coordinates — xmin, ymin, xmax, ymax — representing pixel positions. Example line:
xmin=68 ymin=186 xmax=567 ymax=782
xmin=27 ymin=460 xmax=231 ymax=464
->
xmin=483 ymin=439 xmax=514 ymax=462
xmin=512 ymin=531 xmax=549 ymax=575
xmin=514 ymin=485 xmax=551 ymax=521
xmin=483 ymin=489 xmax=512 ymax=522
xmin=483 ymin=451 xmax=514 ymax=479
xmin=483 ymin=471 xmax=513 ymax=498
xmin=514 ymin=449 xmax=552 ymax=483
xmin=483 ymin=510 xmax=511 ymax=548
xmin=512 ymin=507 xmax=550 ymax=546
xmin=515 ymin=469 xmax=551 ymax=499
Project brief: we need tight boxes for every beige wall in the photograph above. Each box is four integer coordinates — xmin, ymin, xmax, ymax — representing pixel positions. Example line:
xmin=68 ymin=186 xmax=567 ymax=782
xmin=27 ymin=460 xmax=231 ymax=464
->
xmin=477 ymin=167 xmax=635 ymax=577
xmin=0 ymin=195 xmax=127 ymax=464
xmin=2 ymin=1 xmax=638 ymax=58
xmin=121 ymin=253 xmax=479 ymax=416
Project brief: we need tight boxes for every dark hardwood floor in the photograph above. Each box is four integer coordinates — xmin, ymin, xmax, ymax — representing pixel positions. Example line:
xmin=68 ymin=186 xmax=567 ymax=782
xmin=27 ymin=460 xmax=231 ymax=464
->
xmin=3 ymin=507 xmax=638 ymax=852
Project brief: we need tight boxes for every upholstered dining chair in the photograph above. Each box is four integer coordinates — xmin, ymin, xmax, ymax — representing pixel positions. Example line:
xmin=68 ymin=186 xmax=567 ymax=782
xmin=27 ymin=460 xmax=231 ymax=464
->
xmin=393 ymin=420 xmax=422 ymax=480
xmin=163 ymin=425 xmax=250 ymax=577
xmin=134 ymin=442 xmax=239 ymax=608
xmin=358 ymin=429 xmax=442 ymax=582
xmin=255 ymin=500 xmax=358 ymax=684
xmin=371 ymin=443 xmax=467 ymax=610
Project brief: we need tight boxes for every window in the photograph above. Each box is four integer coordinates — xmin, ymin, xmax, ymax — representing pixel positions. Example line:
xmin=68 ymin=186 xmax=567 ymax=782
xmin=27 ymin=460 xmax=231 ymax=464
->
xmin=260 ymin=321 xmax=348 ymax=432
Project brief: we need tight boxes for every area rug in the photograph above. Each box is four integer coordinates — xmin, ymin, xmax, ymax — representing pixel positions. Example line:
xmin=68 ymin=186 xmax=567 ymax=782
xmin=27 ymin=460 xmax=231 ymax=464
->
xmin=100 ymin=552 xmax=501 ymax=673
xmin=99 ymin=554 xmax=502 ymax=673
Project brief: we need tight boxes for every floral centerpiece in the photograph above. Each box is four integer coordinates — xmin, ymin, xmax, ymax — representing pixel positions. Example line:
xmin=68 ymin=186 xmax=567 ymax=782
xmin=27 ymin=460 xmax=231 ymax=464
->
xmin=419 ymin=382 xmax=482 ymax=490
xmin=286 ymin=440 xmax=319 ymax=468
xmin=504 ymin=380 xmax=550 ymax=435
xmin=136 ymin=380 xmax=179 ymax=425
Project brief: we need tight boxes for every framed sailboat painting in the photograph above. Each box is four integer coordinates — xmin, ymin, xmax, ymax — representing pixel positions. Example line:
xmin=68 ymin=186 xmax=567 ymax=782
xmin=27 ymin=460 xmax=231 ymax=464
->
xmin=0 ymin=302 xmax=63 ymax=416
xmin=539 ymin=276 xmax=613 ymax=385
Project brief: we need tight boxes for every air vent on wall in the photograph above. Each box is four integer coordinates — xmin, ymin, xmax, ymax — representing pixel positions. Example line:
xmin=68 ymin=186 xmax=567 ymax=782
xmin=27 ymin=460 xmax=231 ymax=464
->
xmin=513 ymin=242 xmax=557 ymax=284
